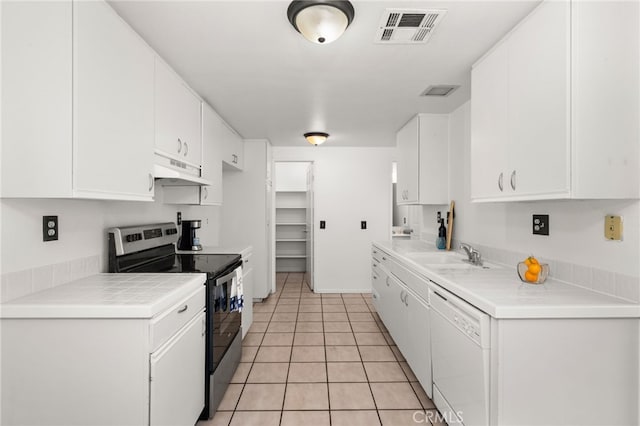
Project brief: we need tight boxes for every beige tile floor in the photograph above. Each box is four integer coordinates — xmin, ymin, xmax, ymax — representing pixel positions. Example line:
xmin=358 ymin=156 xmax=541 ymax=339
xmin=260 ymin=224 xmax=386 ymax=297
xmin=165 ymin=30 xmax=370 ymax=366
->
xmin=197 ymin=272 xmax=447 ymax=426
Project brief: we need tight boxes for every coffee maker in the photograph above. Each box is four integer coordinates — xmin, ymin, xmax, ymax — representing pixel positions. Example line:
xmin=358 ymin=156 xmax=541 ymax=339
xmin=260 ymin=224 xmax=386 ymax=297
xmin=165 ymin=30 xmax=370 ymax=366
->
xmin=178 ymin=220 xmax=202 ymax=251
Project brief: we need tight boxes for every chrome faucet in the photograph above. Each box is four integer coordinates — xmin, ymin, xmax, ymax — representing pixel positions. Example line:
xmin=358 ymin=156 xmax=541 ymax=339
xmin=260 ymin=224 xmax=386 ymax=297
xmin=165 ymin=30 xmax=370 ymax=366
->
xmin=460 ymin=243 xmax=483 ymax=266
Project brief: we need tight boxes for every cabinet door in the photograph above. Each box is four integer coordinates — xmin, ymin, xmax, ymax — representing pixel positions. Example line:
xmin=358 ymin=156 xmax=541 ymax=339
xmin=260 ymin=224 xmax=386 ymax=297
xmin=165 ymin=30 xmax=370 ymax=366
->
xmin=150 ymin=311 xmax=205 ymax=426
xmin=371 ymin=267 xmax=386 ymax=322
xmin=1 ymin=1 xmax=73 ymax=198
xmin=470 ymin=40 xmax=509 ymax=200
xmin=396 ymin=116 xmax=419 ymax=204
xmin=241 ymin=266 xmax=253 ymax=338
xmin=404 ymin=291 xmax=432 ymax=398
xmin=155 ymin=58 xmax=202 ymax=166
xmin=222 ymin=121 xmax=244 ymax=170
xmin=418 ymin=114 xmax=449 ymax=204
xmin=508 ymin=0 xmax=570 ymax=197
xmin=385 ymin=273 xmax=408 ymax=351
xmin=201 ymin=103 xmax=223 ymax=205
xmin=73 ymin=0 xmax=155 ymax=200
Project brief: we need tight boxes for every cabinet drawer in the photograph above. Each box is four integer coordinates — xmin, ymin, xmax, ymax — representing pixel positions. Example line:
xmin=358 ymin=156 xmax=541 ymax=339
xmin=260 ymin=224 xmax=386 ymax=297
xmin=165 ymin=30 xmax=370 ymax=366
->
xmin=150 ymin=286 xmax=205 ymax=352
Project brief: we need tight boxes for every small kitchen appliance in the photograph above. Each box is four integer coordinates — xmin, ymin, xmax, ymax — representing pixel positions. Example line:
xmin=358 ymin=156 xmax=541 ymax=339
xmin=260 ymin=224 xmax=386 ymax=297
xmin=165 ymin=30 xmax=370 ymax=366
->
xmin=108 ymin=222 xmax=242 ymax=420
xmin=179 ymin=219 xmax=203 ymax=251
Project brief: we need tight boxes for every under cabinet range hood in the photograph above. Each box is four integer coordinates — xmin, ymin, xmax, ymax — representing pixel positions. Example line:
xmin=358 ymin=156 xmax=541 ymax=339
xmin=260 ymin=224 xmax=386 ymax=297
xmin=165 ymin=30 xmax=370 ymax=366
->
xmin=154 ymin=153 xmax=211 ymax=186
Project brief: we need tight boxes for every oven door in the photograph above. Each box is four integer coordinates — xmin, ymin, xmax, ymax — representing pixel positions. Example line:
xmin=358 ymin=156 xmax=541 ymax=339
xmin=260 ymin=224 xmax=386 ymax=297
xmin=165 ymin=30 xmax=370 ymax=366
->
xmin=208 ymin=265 xmax=242 ymax=372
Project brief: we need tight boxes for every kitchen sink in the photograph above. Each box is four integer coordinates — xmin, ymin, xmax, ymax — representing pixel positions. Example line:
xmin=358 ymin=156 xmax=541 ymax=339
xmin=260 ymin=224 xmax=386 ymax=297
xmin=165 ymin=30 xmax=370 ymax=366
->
xmin=405 ymin=252 xmax=464 ymax=264
xmin=425 ymin=261 xmax=500 ymax=273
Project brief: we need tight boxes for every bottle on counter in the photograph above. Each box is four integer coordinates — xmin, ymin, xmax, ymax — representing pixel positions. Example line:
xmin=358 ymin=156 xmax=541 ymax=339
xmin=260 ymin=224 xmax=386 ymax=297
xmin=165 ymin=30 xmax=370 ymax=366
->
xmin=436 ymin=218 xmax=446 ymax=250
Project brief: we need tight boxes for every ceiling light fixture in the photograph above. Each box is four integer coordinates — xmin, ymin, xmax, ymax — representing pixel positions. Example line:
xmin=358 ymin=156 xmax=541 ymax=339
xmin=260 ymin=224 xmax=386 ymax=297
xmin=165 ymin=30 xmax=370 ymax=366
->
xmin=304 ymin=132 xmax=329 ymax=145
xmin=287 ymin=1 xmax=355 ymax=44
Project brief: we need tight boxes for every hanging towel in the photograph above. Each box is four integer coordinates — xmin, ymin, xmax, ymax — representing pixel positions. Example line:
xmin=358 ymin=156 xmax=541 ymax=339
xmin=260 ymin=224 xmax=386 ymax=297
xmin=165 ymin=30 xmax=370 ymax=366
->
xmin=230 ymin=267 xmax=244 ymax=312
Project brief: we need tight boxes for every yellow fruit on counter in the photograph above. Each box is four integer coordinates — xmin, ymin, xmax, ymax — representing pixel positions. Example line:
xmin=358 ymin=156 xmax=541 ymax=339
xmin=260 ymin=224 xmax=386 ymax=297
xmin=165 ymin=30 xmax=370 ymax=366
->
xmin=528 ymin=263 xmax=542 ymax=274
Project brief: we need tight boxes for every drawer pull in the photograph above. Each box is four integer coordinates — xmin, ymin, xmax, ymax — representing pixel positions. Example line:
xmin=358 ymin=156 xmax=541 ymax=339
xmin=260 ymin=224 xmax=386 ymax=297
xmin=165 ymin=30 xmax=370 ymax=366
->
xmin=177 ymin=305 xmax=188 ymax=313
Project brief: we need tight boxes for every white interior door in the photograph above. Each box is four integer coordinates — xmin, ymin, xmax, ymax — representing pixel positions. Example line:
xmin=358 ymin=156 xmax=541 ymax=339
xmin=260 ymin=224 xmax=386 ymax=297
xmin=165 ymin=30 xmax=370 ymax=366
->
xmin=305 ymin=163 xmax=314 ymax=290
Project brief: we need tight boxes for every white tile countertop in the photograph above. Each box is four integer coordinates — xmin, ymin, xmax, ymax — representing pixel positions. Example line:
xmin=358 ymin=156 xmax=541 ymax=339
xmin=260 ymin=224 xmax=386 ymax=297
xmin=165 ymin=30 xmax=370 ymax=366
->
xmin=0 ymin=273 xmax=206 ymax=319
xmin=374 ymin=240 xmax=640 ymax=319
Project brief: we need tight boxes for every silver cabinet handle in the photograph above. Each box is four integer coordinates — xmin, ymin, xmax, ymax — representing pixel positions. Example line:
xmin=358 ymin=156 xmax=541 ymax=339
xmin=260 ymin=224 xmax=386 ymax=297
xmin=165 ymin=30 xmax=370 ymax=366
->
xmin=177 ymin=138 xmax=182 ymax=153
xmin=404 ymin=293 xmax=409 ymax=306
xmin=177 ymin=305 xmax=188 ymax=313
xmin=385 ymin=277 xmax=390 ymax=287
xmin=510 ymin=170 xmax=516 ymax=191
xmin=498 ymin=172 xmax=504 ymax=192
xmin=148 ymin=173 xmax=154 ymax=192
xmin=373 ymin=275 xmax=378 ymax=280
xmin=183 ymin=142 xmax=189 ymax=156
xmin=399 ymin=290 xmax=405 ymax=303
xmin=382 ymin=256 xmax=387 ymax=261
xmin=202 ymin=187 xmax=208 ymax=199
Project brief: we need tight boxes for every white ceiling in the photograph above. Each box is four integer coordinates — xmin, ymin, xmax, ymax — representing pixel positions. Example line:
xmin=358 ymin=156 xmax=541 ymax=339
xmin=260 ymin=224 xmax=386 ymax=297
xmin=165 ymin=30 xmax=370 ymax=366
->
xmin=109 ymin=0 xmax=540 ymax=147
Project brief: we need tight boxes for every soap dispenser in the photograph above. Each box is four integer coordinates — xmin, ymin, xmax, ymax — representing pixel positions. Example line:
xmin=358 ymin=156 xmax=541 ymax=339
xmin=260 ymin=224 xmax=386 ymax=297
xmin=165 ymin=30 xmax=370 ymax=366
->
xmin=436 ymin=215 xmax=447 ymax=250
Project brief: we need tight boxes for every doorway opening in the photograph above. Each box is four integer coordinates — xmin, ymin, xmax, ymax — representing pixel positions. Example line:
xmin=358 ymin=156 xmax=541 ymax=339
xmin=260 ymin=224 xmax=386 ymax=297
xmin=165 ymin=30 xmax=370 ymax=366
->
xmin=273 ymin=162 xmax=314 ymax=290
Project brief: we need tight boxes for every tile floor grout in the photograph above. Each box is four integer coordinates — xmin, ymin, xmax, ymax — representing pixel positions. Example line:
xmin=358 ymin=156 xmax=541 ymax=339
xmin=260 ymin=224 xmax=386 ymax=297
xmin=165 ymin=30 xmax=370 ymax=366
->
xmin=197 ymin=272 xmax=446 ymax=426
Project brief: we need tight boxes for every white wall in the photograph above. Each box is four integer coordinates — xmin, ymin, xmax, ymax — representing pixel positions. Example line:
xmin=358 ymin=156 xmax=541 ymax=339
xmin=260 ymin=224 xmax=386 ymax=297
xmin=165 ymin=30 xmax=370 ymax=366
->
xmin=273 ymin=147 xmax=394 ymax=293
xmin=0 ymin=186 xmax=222 ymax=300
xmin=418 ymin=102 xmax=640 ymax=299
xmin=274 ymin=162 xmax=309 ymax=192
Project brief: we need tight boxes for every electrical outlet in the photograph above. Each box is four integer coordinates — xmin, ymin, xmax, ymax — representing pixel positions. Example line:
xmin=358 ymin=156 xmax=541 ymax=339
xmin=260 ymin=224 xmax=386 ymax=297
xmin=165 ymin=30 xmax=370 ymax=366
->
xmin=532 ymin=214 xmax=549 ymax=236
xmin=361 ymin=221 xmax=367 ymax=230
xmin=604 ymin=215 xmax=623 ymax=241
xmin=320 ymin=220 xmax=326 ymax=229
xmin=177 ymin=212 xmax=182 ymax=225
xmin=43 ymin=216 xmax=58 ymax=241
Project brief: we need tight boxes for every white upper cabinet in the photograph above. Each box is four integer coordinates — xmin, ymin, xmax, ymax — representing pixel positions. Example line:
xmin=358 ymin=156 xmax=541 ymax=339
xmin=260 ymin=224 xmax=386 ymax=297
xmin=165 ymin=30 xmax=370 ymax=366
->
xmin=74 ymin=1 xmax=155 ymax=199
xmin=163 ymin=102 xmax=224 ymax=205
xmin=222 ymin=121 xmax=244 ymax=171
xmin=200 ymin=104 xmax=224 ymax=205
xmin=396 ymin=116 xmax=420 ymax=204
xmin=154 ymin=59 xmax=202 ymax=168
xmin=1 ymin=0 xmax=155 ymax=200
xmin=470 ymin=40 xmax=509 ymax=200
xmin=396 ymin=114 xmax=449 ymax=205
xmin=471 ymin=0 xmax=639 ymax=201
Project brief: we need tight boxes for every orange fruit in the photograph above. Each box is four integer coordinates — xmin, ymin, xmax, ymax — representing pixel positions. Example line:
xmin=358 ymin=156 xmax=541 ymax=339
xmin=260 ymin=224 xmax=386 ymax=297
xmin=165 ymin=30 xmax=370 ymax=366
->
xmin=524 ymin=271 xmax=539 ymax=283
xmin=528 ymin=263 xmax=542 ymax=275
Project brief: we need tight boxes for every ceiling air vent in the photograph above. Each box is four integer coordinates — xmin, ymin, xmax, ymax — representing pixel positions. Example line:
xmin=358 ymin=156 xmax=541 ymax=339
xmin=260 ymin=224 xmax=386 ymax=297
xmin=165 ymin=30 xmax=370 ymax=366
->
xmin=421 ymin=85 xmax=460 ymax=97
xmin=375 ymin=9 xmax=447 ymax=44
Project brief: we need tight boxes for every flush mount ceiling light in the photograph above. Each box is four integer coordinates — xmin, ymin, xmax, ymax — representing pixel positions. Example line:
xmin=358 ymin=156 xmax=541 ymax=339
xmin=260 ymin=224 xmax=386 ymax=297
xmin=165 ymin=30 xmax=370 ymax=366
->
xmin=304 ymin=132 xmax=329 ymax=145
xmin=287 ymin=1 xmax=355 ymax=44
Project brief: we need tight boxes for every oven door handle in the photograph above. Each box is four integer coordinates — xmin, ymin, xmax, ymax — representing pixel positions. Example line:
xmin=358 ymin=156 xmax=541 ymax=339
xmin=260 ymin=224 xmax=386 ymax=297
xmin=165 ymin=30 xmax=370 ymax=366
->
xmin=215 ymin=268 xmax=239 ymax=287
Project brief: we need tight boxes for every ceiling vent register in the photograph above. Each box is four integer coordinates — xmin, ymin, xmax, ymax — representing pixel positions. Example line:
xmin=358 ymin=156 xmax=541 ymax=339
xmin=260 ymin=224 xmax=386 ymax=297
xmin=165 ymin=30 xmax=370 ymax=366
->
xmin=376 ymin=9 xmax=447 ymax=44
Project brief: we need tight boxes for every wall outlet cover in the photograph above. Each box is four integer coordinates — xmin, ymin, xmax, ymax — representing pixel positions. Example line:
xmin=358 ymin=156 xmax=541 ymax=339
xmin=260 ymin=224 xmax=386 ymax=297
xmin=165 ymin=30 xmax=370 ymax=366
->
xmin=532 ymin=214 xmax=549 ymax=236
xmin=43 ymin=215 xmax=58 ymax=241
xmin=604 ymin=215 xmax=623 ymax=241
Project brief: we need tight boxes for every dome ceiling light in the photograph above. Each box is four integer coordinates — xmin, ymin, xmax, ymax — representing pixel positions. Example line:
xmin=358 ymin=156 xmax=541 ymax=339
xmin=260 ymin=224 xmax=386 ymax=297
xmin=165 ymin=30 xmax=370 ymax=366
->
xmin=304 ymin=132 xmax=329 ymax=146
xmin=287 ymin=1 xmax=355 ymax=44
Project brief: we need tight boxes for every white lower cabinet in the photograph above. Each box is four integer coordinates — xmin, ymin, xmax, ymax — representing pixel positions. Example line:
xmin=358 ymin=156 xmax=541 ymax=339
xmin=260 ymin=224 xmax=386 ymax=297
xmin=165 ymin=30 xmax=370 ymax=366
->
xmin=371 ymin=248 xmax=432 ymax=398
xmin=241 ymin=251 xmax=254 ymax=338
xmin=150 ymin=310 xmax=205 ymax=426
xmin=1 ymin=286 xmax=206 ymax=426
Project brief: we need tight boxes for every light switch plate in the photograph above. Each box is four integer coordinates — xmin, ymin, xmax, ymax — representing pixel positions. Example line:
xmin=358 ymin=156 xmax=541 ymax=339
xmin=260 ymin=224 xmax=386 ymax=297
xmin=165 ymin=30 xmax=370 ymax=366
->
xmin=604 ymin=215 xmax=623 ymax=241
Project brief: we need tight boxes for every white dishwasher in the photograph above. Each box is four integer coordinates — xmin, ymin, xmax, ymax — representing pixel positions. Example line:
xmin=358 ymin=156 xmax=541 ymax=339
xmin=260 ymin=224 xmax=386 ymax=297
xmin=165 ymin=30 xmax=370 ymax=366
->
xmin=430 ymin=285 xmax=491 ymax=426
